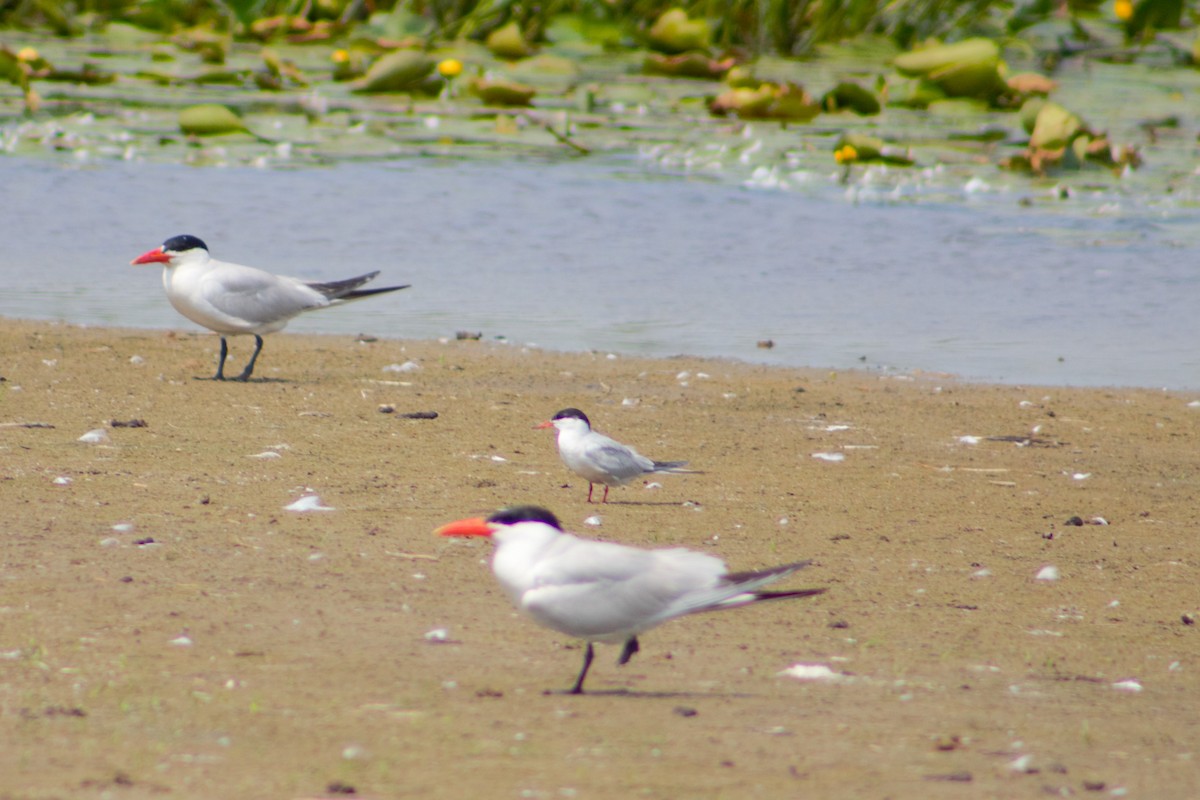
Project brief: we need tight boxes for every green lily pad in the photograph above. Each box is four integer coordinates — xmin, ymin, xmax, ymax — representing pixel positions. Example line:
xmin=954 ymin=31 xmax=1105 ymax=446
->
xmin=885 ymin=75 xmax=947 ymax=108
xmin=893 ymin=38 xmax=1006 ymax=101
xmin=1029 ymin=101 xmax=1082 ymax=150
xmin=470 ymin=77 xmax=536 ymax=106
xmin=710 ymin=82 xmax=820 ymax=121
xmin=1018 ymin=97 xmax=1047 ymax=134
xmin=350 ymin=50 xmax=436 ymax=93
xmin=0 ymin=48 xmax=29 ymax=90
xmin=178 ymin=103 xmax=252 ymax=136
xmin=486 ymin=21 xmax=534 ymax=60
xmin=821 ymin=82 xmax=881 ymax=115
xmin=648 ymin=9 xmax=710 ymax=55
xmin=644 ymin=52 xmax=734 ymax=80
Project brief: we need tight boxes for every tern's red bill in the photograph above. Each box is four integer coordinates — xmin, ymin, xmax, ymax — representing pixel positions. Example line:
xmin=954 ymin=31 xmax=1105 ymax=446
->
xmin=435 ymin=517 xmax=493 ymax=538
xmin=131 ymin=248 xmax=171 ymax=265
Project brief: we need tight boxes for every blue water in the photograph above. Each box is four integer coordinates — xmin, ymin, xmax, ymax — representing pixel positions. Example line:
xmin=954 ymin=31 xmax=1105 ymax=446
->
xmin=2 ymin=156 xmax=1197 ymax=389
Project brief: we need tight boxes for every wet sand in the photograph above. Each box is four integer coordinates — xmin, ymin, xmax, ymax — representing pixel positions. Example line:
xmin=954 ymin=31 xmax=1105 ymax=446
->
xmin=2 ymin=318 xmax=1197 ymax=799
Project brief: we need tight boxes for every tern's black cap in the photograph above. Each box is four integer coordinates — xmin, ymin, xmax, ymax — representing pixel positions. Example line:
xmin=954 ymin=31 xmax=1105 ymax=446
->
xmin=162 ymin=234 xmax=208 ymax=253
xmin=487 ymin=506 xmax=563 ymax=530
xmin=550 ymin=408 xmax=590 ymax=426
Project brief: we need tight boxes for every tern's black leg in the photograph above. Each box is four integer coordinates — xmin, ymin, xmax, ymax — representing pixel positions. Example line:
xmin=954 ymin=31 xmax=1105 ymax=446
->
xmin=568 ymin=642 xmax=595 ymax=695
xmin=208 ymin=337 xmax=229 ymax=381
xmin=234 ymin=335 xmax=264 ymax=382
xmin=617 ymin=636 xmax=640 ymax=666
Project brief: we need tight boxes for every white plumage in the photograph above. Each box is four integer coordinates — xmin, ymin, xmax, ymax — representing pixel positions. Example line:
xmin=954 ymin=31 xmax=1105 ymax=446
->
xmin=132 ymin=234 xmax=408 ymax=381
xmin=437 ymin=505 xmax=825 ymax=693
xmin=536 ymin=408 xmax=698 ymax=503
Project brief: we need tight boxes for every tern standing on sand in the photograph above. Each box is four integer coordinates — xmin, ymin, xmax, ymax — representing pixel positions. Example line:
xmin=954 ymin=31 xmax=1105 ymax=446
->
xmin=436 ymin=505 xmax=825 ymax=694
xmin=131 ymin=234 xmax=409 ymax=381
xmin=536 ymin=408 xmax=699 ymax=503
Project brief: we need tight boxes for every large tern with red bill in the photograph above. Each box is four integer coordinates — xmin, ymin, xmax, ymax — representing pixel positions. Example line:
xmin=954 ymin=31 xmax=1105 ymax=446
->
xmin=131 ymin=234 xmax=409 ymax=381
xmin=536 ymin=408 xmax=699 ymax=503
xmin=436 ymin=505 xmax=825 ymax=694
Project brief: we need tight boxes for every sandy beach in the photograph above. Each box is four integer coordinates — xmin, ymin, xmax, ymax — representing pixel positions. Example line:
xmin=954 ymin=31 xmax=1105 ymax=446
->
xmin=2 ymin=317 xmax=1197 ymax=799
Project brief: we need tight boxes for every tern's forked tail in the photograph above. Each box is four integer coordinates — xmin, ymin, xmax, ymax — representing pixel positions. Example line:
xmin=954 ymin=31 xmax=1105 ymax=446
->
xmin=723 ymin=560 xmax=813 ymax=587
xmin=306 ymin=271 xmax=411 ymax=301
xmin=650 ymin=459 xmax=702 ymax=474
xmin=750 ymin=587 xmax=828 ymax=602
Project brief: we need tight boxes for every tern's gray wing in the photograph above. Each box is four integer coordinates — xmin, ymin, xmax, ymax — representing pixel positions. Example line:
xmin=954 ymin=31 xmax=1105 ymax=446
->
xmin=521 ymin=536 xmax=726 ymax=640
xmin=581 ymin=435 xmax=655 ymax=479
xmin=199 ymin=263 xmax=327 ymax=326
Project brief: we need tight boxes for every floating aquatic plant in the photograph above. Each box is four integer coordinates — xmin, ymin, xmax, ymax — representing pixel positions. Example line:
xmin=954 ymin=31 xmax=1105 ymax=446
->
xmin=644 ymin=52 xmax=735 ymax=80
xmin=1002 ymin=100 xmax=1141 ymax=175
xmin=486 ymin=21 xmax=535 ymax=60
xmin=350 ymin=49 xmax=438 ymax=94
xmin=647 ymin=8 xmax=711 ymax=55
xmin=469 ymin=76 xmax=537 ymax=107
xmin=178 ymin=103 xmax=254 ymax=136
xmin=892 ymin=38 xmax=1008 ymax=104
xmin=709 ymin=81 xmax=821 ymax=121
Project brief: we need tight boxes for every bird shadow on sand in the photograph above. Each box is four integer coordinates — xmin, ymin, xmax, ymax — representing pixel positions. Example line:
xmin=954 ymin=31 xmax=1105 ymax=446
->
xmin=190 ymin=376 xmax=293 ymax=384
xmin=593 ymin=500 xmax=697 ymax=508
xmin=542 ymin=688 xmax=755 ymax=700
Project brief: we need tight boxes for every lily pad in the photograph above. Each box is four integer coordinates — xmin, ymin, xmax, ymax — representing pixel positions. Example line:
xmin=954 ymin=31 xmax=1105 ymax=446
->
xmin=893 ymin=38 xmax=1007 ymax=102
xmin=885 ymin=75 xmax=947 ymax=108
xmin=710 ymin=82 xmax=820 ymax=122
xmin=178 ymin=104 xmax=252 ymax=136
xmin=648 ymin=9 xmax=710 ymax=55
xmin=350 ymin=50 xmax=436 ymax=93
xmin=1002 ymin=100 xmax=1140 ymax=175
xmin=470 ymin=77 xmax=536 ymax=107
xmin=1029 ymin=101 xmax=1082 ymax=149
xmin=0 ymin=47 xmax=38 ymax=112
xmin=0 ymin=47 xmax=30 ymax=90
xmin=486 ymin=21 xmax=535 ymax=60
xmin=644 ymin=52 xmax=734 ymax=80
xmin=1018 ymin=97 xmax=1048 ymax=134
xmin=821 ymin=82 xmax=881 ymax=115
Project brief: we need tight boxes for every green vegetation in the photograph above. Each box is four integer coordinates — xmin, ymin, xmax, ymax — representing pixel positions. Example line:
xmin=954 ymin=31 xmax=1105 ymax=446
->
xmin=1 ymin=0 xmax=1195 ymax=57
xmin=0 ymin=0 xmax=1195 ymax=185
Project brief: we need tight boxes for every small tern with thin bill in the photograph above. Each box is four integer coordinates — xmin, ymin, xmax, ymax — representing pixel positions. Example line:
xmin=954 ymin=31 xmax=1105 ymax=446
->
xmin=131 ymin=234 xmax=409 ymax=381
xmin=536 ymin=408 xmax=699 ymax=503
xmin=436 ymin=505 xmax=826 ymax=694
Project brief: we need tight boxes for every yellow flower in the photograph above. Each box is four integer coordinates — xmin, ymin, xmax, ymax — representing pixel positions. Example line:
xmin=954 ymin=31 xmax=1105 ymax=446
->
xmin=1114 ymin=0 xmax=1133 ymax=21
xmin=331 ymin=49 xmax=348 ymax=64
xmin=17 ymin=46 xmax=39 ymax=62
xmin=834 ymin=144 xmax=858 ymax=164
xmin=437 ymin=58 xmax=463 ymax=78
